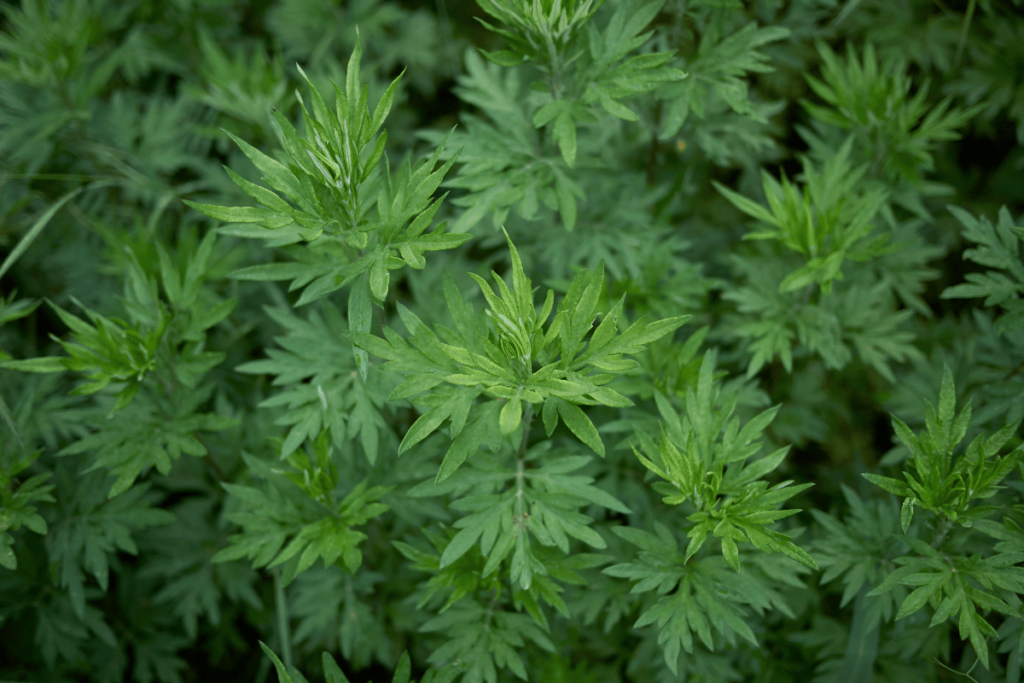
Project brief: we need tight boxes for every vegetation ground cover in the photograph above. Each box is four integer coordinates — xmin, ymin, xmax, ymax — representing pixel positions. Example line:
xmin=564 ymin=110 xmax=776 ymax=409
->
xmin=1 ymin=1 xmax=1024 ymax=682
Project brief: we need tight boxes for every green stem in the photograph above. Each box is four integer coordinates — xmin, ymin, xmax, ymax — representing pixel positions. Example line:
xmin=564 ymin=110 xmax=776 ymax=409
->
xmin=955 ymin=0 xmax=976 ymax=66
xmin=514 ymin=403 xmax=534 ymax=518
xmin=931 ymin=516 xmax=952 ymax=549
xmin=194 ymin=431 xmax=226 ymax=482
xmin=511 ymin=403 xmax=535 ymax=580
xmin=646 ymin=101 xmax=663 ymax=187
xmin=0 ymin=393 xmax=25 ymax=453
xmin=482 ymin=585 xmax=501 ymax=632
xmin=544 ymin=35 xmax=563 ymax=99
xmin=518 ymin=403 xmax=534 ymax=459
xmin=435 ymin=0 xmax=457 ymax=72
xmin=273 ymin=567 xmax=293 ymax=670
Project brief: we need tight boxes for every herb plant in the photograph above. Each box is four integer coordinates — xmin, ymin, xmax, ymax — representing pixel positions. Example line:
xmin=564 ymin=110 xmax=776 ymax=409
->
xmin=1 ymin=0 xmax=1023 ymax=682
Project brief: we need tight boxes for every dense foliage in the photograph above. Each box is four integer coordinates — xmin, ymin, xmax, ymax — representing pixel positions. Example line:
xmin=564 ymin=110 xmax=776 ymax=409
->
xmin=2 ymin=0 xmax=1024 ymax=681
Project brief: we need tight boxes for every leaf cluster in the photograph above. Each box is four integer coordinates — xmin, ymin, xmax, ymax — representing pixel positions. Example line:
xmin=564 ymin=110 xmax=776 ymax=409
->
xmin=212 ymin=444 xmax=392 ymax=585
xmin=863 ymin=364 xmax=1024 ymax=668
xmin=349 ymin=227 xmax=688 ymax=483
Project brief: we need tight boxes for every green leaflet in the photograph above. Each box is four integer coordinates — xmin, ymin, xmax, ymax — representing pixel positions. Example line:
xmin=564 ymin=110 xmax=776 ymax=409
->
xmin=215 ymin=460 xmax=393 ymax=585
xmin=605 ymin=523 xmax=775 ymax=673
xmin=859 ymin=363 xmax=1024 ymax=669
xmin=628 ymin=349 xmax=817 ymax=574
xmin=941 ymin=204 xmax=1024 ymax=333
xmin=183 ymin=200 xmax=293 ymax=228
xmin=553 ymin=398 xmax=604 ymax=457
xmin=0 ymin=186 xmax=87 ymax=282
xmin=184 ymin=36 xmax=464 ymax=311
xmin=236 ymin=301 xmax=389 ymax=464
xmin=351 ymin=228 xmax=686 ymax=482
xmin=0 ymin=356 xmax=66 ymax=373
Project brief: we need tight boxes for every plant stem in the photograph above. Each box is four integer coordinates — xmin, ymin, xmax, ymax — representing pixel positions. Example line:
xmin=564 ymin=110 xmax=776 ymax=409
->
xmin=194 ymin=431 xmax=226 ymax=481
xmin=646 ymin=101 xmax=663 ymax=187
xmin=801 ymin=284 xmax=814 ymax=307
xmin=931 ymin=516 xmax=952 ymax=549
xmin=273 ymin=567 xmax=293 ymax=670
xmin=544 ymin=34 xmax=563 ymax=99
xmin=483 ymin=585 xmax=501 ymax=632
xmin=514 ymin=403 xmax=534 ymax=518
xmin=518 ymin=403 xmax=534 ymax=459
xmin=955 ymin=0 xmax=977 ymax=66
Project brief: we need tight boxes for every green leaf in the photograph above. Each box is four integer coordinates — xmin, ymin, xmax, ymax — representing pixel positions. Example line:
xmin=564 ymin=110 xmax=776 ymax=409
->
xmin=182 ymin=200 xmax=292 ymax=228
xmin=901 ymin=497 xmax=915 ymax=534
xmin=399 ymin=403 xmax=454 ymax=455
xmin=721 ymin=535 xmax=740 ymax=572
xmin=553 ymin=171 xmax=578 ymax=231
xmin=479 ymin=48 xmax=524 ymax=67
xmin=713 ymin=181 xmax=777 ymax=226
xmin=155 ymin=244 xmax=182 ymax=307
xmin=555 ymin=399 xmax=605 ymax=457
xmin=224 ymin=166 xmax=293 ymax=214
xmin=222 ymin=129 xmax=304 ymax=200
xmin=368 ymin=69 xmax=404 ymax=142
xmin=777 ymin=538 xmax=819 ymax=570
xmin=533 ymin=100 xmax=567 ymax=129
xmin=599 ymin=96 xmax=639 ymax=121
xmin=896 ymin=577 xmax=945 ymax=620
xmin=938 ymin=364 xmax=956 ymax=426
xmin=437 ymin=402 xmax=500 ymax=484
xmin=390 ymin=652 xmax=411 ymax=683
xmin=862 ymin=473 xmax=912 ymax=498
xmin=370 ymin=255 xmax=389 ymax=301
xmin=940 ymin=205 xmax=1024 ymax=332
xmin=499 ymin=395 xmax=522 ymax=435
xmin=553 ymin=109 xmax=577 ymax=168
xmin=1 ymin=357 xmax=66 ymax=373
xmin=890 ymin=415 xmax=919 ymax=454
xmin=227 ymin=263 xmax=312 ymax=282
xmin=0 ymin=187 xmax=85 ymax=282
xmin=439 ymin=514 xmax=491 ymax=568
xmin=259 ymin=642 xmax=294 ymax=683
xmin=323 ymin=652 xmax=349 ymax=683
